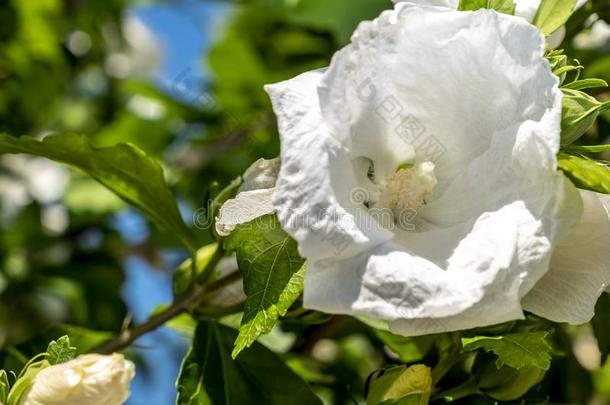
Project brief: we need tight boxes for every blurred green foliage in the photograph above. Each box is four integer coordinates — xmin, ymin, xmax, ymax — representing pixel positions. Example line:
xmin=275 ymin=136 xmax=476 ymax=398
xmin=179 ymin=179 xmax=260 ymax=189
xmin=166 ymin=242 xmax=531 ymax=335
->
xmin=1 ymin=0 xmax=610 ymax=404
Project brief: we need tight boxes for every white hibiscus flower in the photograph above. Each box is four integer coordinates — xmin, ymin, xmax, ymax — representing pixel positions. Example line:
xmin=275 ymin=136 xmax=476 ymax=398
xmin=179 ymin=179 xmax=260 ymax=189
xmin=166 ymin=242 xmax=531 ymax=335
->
xmin=258 ymin=3 xmax=610 ymax=335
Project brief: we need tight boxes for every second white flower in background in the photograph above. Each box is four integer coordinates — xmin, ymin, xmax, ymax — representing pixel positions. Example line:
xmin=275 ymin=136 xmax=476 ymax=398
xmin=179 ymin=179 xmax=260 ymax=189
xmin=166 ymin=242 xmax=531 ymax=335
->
xmin=20 ymin=353 xmax=135 ymax=405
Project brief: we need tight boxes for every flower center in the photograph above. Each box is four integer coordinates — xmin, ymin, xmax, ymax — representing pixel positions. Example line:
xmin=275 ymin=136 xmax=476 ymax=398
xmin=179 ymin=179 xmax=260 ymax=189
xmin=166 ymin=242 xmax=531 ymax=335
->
xmin=378 ymin=161 xmax=437 ymax=215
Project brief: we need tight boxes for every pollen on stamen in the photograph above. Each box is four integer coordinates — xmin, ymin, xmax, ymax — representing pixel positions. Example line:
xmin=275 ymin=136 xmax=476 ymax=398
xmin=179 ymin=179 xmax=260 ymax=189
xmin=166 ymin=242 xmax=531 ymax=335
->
xmin=379 ymin=161 xmax=437 ymax=214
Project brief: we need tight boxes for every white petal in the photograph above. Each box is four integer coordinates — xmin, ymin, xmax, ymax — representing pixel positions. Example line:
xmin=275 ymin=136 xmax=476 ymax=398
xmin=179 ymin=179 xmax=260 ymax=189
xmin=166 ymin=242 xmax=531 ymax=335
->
xmin=305 ymin=195 xmax=573 ymax=336
xmin=515 ymin=0 xmax=587 ymax=24
xmin=318 ymin=5 xmax=570 ymax=236
xmin=319 ymin=6 xmax=561 ymax=208
xmin=215 ymin=189 xmax=276 ymax=236
xmin=266 ymin=70 xmax=393 ymax=260
xmin=513 ymin=0 xmax=541 ymax=21
xmin=522 ymin=191 xmax=610 ymax=324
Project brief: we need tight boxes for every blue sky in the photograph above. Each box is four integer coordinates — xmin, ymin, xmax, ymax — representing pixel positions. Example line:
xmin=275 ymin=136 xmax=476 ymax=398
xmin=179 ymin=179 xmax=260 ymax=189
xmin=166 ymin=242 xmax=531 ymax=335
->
xmin=133 ymin=0 xmax=229 ymax=92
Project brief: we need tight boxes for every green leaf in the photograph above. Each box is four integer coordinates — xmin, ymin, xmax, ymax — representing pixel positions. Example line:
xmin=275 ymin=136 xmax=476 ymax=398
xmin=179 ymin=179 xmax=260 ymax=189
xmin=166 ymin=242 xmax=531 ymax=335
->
xmin=46 ymin=335 xmax=76 ymax=365
xmin=193 ymin=177 xmax=242 ymax=239
xmin=165 ymin=313 xmax=198 ymax=337
xmin=0 ymin=133 xmax=198 ymax=253
xmin=458 ymin=0 xmax=516 ymax=14
xmin=56 ymin=325 xmax=114 ymax=354
xmin=458 ymin=0 xmax=488 ymax=10
xmin=210 ymin=177 xmax=242 ymax=228
xmin=474 ymin=352 xmax=546 ymax=402
xmin=561 ymin=144 xmax=610 ymax=153
xmin=175 ymin=322 xmax=321 ymax=405
xmin=373 ymin=330 xmax=433 ymax=364
xmin=547 ymin=49 xmax=568 ymax=72
xmin=284 ymin=0 xmax=389 ymax=45
xmin=461 ymin=332 xmax=552 ymax=370
xmin=554 ymin=65 xmax=582 ymax=78
xmin=533 ymin=0 xmax=577 ymax=35
xmin=562 ymin=78 xmax=609 ymax=91
xmin=224 ymin=214 xmax=305 ymax=358
xmin=367 ymin=365 xmax=432 ymax=405
xmin=487 ymin=0 xmax=516 ymax=13
xmin=64 ymin=177 xmax=125 ymax=215
xmin=546 ymin=50 xmax=579 ymax=85
xmin=594 ymin=357 xmax=610 ymax=401
xmin=0 ymin=370 xmax=9 ymax=404
xmin=6 ymin=362 xmax=45 ymax=405
xmin=558 ymin=152 xmax=610 ymax=194
xmin=561 ymin=89 xmax=610 ymax=144
xmin=176 ymin=351 xmax=211 ymax=405
xmin=592 ymin=294 xmax=610 ymax=359
xmin=173 ymin=243 xmax=221 ymax=299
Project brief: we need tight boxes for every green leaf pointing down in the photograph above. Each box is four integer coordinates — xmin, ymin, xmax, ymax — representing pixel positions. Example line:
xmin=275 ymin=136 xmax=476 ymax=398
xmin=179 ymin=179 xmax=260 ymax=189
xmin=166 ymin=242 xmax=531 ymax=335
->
xmin=533 ymin=0 xmax=577 ymax=36
xmin=175 ymin=322 xmax=321 ymax=405
xmin=0 ymin=133 xmax=198 ymax=253
xmin=224 ymin=214 xmax=305 ymax=358
xmin=461 ymin=332 xmax=553 ymax=370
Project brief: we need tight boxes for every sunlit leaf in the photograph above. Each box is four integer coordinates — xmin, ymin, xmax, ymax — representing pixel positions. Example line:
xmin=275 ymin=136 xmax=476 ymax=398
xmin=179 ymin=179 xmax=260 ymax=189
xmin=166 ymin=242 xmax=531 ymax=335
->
xmin=561 ymin=145 xmax=610 ymax=153
xmin=224 ymin=215 xmax=305 ymax=358
xmin=0 ymin=133 xmax=198 ymax=252
xmin=562 ymin=78 xmax=609 ymax=91
xmin=57 ymin=325 xmax=114 ymax=355
xmin=458 ymin=0 xmax=516 ymax=14
xmin=533 ymin=0 xmax=577 ymax=35
xmin=46 ymin=335 xmax=76 ymax=365
xmin=367 ymin=365 xmax=432 ymax=405
xmin=474 ymin=353 xmax=546 ymax=402
xmin=461 ymin=332 xmax=552 ymax=370
xmin=558 ymin=152 xmax=610 ymax=194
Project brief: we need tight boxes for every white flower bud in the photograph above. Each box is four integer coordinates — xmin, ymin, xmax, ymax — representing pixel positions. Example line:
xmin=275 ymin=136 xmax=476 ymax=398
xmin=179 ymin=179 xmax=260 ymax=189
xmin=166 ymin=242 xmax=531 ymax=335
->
xmin=20 ymin=353 xmax=135 ymax=405
xmin=215 ymin=158 xmax=279 ymax=236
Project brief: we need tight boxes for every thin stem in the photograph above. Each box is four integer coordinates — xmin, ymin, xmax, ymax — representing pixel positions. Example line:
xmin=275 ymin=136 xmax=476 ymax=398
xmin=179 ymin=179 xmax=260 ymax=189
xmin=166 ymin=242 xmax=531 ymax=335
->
xmin=432 ymin=333 xmax=462 ymax=385
xmin=431 ymin=354 xmax=462 ymax=386
xmin=93 ymin=271 xmax=242 ymax=354
xmin=431 ymin=377 xmax=480 ymax=402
